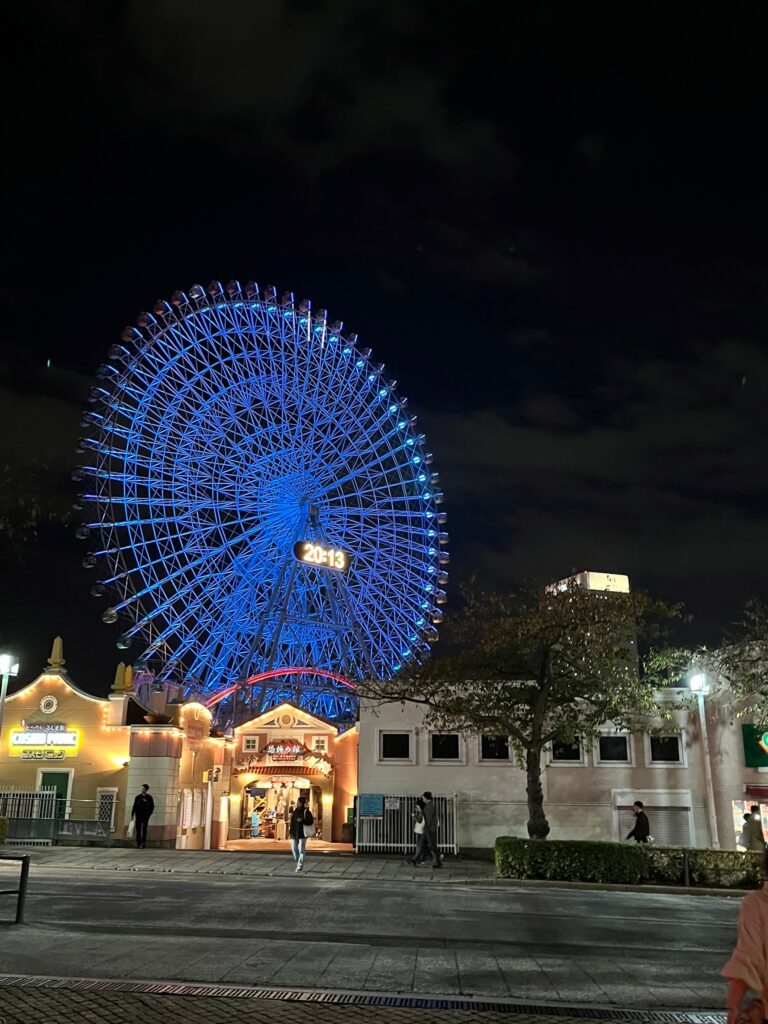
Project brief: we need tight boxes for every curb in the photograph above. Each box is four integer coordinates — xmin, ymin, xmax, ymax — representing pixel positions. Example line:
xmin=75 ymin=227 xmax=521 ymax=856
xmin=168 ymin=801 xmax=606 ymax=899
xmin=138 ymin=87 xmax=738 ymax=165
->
xmin=487 ymin=876 xmax=749 ymax=898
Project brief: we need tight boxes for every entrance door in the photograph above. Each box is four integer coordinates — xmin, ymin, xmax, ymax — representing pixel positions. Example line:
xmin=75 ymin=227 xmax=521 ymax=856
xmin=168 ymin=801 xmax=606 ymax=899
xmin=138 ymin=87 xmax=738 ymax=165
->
xmin=40 ymin=771 xmax=70 ymax=819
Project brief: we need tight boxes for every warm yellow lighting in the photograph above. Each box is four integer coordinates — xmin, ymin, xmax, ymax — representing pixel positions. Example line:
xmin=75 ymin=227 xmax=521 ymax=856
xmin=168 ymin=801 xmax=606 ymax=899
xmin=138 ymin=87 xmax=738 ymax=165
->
xmin=322 ymin=793 xmax=333 ymax=805
xmin=335 ymin=726 xmax=358 ymax=742
xmin=8 ymin=725 xmax=80 ymax=759
xmin=113 ymin=756 xmax=129 ymax=768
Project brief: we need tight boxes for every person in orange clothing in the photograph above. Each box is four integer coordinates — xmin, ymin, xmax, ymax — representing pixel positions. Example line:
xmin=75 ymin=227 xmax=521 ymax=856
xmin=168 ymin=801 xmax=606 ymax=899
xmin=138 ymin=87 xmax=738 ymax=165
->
xmin=722 ymin=849 xmax=768 ymax=1024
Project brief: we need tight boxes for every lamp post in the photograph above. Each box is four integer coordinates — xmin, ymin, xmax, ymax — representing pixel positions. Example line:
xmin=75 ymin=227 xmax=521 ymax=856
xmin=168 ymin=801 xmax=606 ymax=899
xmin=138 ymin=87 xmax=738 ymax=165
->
xmin=690 ymin=672 xmax=720 ymax=849
xmin=0 ymin=651 xmax=20 ymax=755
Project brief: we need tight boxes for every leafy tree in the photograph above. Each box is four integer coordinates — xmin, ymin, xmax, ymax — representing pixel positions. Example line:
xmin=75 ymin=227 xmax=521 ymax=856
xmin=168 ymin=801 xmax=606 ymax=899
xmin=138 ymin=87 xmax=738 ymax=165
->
xmin=361 ymin=582 xmax=685 ymax=839
xmin=702 ymin=600 xmax=768 ymax=718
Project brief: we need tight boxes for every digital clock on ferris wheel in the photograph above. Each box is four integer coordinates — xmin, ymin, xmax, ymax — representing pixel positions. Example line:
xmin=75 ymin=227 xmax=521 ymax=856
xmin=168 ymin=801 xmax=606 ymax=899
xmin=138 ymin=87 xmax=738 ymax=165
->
xmin=293 ymin=541 xmax=351 ymax=572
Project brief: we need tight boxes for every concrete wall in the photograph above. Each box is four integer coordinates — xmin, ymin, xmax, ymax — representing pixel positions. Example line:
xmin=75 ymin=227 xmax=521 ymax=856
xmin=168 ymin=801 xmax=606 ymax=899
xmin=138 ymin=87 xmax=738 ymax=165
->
xmin=358 ymin=696 xmax=766 ymax=852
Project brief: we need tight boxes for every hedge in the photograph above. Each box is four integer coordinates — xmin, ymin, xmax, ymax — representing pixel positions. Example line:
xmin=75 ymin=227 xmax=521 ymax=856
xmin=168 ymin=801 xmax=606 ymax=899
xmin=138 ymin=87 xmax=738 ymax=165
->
xmin=0 ymin=816 xmax=7 ymax=845
xmin=495 ymin=836 xmax=764 ymax=889
xmin=495 ymin=837 xmax=650 ymax=885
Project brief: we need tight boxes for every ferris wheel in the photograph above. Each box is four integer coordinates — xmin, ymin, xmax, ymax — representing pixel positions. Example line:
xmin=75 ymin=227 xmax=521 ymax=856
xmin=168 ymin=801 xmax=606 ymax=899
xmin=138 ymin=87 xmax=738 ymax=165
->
xmin=75 ymin=281 xmax=448 ymax=707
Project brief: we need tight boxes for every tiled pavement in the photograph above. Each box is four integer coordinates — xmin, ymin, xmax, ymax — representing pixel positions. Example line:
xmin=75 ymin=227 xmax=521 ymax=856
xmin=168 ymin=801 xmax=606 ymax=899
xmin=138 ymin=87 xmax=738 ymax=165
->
xmin=7 ymin=845 xmax=497 ymax=882
xmin=0 ymin=981 xmax=729 ymax=1024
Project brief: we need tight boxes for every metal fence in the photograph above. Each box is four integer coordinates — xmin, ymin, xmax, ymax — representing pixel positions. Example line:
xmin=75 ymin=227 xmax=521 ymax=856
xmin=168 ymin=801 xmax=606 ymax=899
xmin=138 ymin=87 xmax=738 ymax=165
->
xmin=356 ymin=793 xmax=459 ymax=855
xmin=0 ymin=790 xmax=118 ymax=845
xmin=0 ymin=788 xmax=57 ymax=845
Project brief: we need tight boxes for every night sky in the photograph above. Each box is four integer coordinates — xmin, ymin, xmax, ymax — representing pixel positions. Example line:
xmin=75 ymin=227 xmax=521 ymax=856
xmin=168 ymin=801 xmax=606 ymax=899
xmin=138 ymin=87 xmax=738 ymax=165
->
xmin=2 ymin=4 xmax=767 ymax=693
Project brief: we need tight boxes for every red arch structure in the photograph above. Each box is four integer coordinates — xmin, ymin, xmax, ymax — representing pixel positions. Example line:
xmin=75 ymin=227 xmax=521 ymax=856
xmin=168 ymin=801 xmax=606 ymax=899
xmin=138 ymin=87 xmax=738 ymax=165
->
xmin=204 ymin=666 xmax=356 ymax=709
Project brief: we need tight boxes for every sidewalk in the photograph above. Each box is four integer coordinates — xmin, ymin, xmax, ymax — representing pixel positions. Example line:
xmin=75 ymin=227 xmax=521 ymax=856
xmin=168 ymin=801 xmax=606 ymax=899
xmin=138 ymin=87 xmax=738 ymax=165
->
xmin=6 ymin=845 xmax=497 ymax=883
xmin=5 ymin=846 xmax=749 ymax=896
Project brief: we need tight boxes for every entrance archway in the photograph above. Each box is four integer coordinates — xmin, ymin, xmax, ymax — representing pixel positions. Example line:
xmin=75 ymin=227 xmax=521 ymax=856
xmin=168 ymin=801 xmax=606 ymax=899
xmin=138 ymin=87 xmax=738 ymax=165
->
xmin=226 ymin=771 xmax=349 ymax=852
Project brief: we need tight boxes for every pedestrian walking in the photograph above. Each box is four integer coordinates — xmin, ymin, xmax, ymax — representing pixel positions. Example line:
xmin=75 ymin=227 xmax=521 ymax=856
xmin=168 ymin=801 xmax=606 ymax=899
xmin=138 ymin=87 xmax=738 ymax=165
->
xmin=420 ymin=791 xmax=442 ymax=868
xmin=130 ymin=784 xmax=154 ymax=849
xmin=743 ymin=806 xmax=766 ymax=852
xmin=626 ymin=800 xmax=650 ymax=843
xmin=407 ymin=797 xmax=426 ymax=865
xmin=289 ymin=795 xmax=314 ymax=872
xmin=723 ymin=849 xmax=768 ymax=1024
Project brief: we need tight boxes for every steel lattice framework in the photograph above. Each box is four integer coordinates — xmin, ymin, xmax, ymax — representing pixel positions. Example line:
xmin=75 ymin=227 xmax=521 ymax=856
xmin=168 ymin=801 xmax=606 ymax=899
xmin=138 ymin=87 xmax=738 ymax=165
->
xmin=76 ymin=281 xmax=448 ymax=713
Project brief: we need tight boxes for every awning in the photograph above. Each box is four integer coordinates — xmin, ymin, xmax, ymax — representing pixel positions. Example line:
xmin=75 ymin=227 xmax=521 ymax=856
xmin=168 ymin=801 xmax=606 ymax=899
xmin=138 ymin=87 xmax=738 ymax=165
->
xmin=232 ymin=765 xmax=330 ymax=778
xmin=744 ymin=786 xmax=768 ymax=798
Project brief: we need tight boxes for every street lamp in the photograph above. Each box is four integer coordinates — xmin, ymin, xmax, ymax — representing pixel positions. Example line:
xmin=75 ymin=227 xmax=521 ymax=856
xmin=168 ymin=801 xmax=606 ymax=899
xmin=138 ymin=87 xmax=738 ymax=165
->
xmin=0 ymin=651 xmax=20 ymax=755
xmin=689 ymin=671 xmax=719 ymax=849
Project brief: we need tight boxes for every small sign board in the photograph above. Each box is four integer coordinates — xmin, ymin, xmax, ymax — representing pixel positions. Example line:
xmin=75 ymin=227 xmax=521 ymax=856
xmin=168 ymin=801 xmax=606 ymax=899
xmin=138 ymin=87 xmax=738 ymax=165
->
xmin=358 ymin=794 xmax=384 ymax=818
xmin=384 ymin=797 xmax=400 ymax=811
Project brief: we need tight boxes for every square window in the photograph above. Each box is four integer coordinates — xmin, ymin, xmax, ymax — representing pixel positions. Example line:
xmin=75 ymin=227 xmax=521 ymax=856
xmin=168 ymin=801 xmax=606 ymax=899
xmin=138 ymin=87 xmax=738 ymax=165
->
xmin=598 ymin=735 xmax=629 ymax=762
xmin=481 ymin=735 xmax=510 ymax=760
xmin=650 ymin=736 xmax=681 ymax=763
xmin=313 ymin=737 xmax=327 ymax=753
xmin=243 ymin=736 xmax=258 ymax=752
xmin=431 ymin=734 xmax=460 ymax=760
xmin=381 ymin=732 xmax=410 ymax=759
xmin=552 ymin=739 xmax=582 ymax=762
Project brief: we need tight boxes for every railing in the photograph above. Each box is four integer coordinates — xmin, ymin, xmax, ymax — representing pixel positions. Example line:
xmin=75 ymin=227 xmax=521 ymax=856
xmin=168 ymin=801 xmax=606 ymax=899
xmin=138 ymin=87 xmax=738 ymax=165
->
xmin=356 ymin=794 xmax=459 ymax=855
xmin=0 ymin=790 xmax=120 ymax=845
xmin=0 ymin=854 xmax=30 ymax=923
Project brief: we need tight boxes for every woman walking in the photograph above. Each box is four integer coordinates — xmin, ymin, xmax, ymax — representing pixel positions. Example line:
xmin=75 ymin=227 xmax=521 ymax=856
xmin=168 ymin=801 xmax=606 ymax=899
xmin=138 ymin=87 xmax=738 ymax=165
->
xmin=723 ymin=849 xmax=768 ymax=1024
xmin=407 ymin=798 xmax=426 ymax=865
xmin=289 ymin=795 xmax=314 ymax=873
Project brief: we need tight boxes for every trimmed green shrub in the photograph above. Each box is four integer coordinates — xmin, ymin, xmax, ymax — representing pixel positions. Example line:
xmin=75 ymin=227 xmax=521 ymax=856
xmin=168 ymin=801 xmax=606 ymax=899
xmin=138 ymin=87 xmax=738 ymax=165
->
xmin=687 ymin=848 xmax=761 ymax=890
xmin=495 ymin=836 xmax=764 ymax=890
xmin=0 ymin=816 xmax=7 ymax=845
xmin=495 ymin=836 xmax=650 ymax=885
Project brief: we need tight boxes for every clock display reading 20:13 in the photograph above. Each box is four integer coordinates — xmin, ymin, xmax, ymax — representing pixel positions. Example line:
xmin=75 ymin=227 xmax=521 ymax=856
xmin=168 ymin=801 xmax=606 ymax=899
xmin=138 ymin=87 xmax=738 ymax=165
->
xmin=293 ymin=541 xmax=350 ymax=572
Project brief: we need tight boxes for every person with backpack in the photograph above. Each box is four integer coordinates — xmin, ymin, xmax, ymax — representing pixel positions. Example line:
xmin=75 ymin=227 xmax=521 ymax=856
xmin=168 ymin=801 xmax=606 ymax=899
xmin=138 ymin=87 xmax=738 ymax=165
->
xmin=289 ymin=795 xmax=314 ymax=872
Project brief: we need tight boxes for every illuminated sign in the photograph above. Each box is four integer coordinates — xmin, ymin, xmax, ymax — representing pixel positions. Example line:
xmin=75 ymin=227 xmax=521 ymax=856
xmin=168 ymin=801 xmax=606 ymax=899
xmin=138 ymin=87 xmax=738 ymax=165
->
xmin=293 ymin=541 xmax=350 ymax=572
xmin=265 ymin=741 xmax=304 ymax=762
xmin=9 ymin=722 xmax=80 ymax=759
xmin=743 ymin=726 xmax=768 ymax=767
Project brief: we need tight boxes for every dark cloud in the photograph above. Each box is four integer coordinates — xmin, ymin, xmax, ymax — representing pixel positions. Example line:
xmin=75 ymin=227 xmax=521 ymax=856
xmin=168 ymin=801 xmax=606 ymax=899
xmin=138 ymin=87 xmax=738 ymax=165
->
xmin=2 ymin=3 xmax=768 ymax=686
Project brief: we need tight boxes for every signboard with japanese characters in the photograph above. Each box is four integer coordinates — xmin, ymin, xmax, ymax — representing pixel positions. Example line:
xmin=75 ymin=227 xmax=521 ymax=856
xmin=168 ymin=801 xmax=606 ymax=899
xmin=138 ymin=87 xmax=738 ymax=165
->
xmin=9 ymin=722 xmax=80 ymax=759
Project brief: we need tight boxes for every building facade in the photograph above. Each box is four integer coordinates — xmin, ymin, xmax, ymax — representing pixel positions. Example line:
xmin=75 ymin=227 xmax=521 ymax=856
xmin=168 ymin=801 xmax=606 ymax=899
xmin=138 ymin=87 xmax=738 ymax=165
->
xmin=357 ymin=693 xmax=768 ymax=854
xmin=3 ymin=635 xmax=768 ymax=855
xmin=0 ymin=640 xmax=357 ymax=848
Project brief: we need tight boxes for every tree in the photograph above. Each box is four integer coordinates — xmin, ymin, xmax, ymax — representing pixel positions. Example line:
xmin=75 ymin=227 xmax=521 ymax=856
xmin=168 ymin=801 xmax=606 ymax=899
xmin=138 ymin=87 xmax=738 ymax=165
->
xmin=360 ymin=582 xmax=684 ymax=839
xmin=702 ymin=600 xmax=768 ymax=718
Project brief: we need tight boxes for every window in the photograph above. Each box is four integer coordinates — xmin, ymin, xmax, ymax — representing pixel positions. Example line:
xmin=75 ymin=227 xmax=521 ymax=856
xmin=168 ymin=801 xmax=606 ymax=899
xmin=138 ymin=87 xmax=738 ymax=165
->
xmin=597 ymin=735 xmax=630 ymax=763
xmin=243 ymin=736 xmax=258 ymax=752
xmin=380 ymin=732 xmax=411 ymax=760
xmin=480 ymin=735 xmax=510 ymax=760
xmin=96 ymin=787 xmax=118 ymax=831
xmin=430 ymin=733 xmax=460 ymax=760
xmin=649 ymin=736 xmax=682 ymax=763
xmin=552 ymin=739 xmax=582 ymax=762
xmin=313 ymin=737 xmax=328 ymax=753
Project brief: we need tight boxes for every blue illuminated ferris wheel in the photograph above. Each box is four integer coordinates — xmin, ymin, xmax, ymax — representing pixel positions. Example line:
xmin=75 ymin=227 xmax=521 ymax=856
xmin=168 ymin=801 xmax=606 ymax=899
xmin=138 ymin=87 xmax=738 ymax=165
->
xmin=76 ymin=281 xmax=448 ymax=713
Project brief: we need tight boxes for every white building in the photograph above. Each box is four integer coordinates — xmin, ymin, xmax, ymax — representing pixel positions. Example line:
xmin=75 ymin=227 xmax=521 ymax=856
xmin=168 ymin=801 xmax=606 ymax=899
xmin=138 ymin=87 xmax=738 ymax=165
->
xmin=357 ymin=572 xmax=768 ymax=855
xmin=358 ymin=696 xmax=768 ymax=854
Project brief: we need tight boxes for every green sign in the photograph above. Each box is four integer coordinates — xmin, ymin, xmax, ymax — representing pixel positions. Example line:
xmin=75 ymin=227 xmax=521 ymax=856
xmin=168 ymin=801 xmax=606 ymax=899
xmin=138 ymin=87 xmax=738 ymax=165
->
xmin=742 ymin=725 xmax=768 ymax=768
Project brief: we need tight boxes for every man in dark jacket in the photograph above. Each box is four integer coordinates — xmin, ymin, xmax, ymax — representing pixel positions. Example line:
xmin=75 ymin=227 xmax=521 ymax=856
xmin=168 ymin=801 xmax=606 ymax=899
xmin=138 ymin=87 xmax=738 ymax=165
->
xmin=420 ymin=791 xmax=442 ymax=868
xmin=131 ymin=784 xmax=155 ymax=849
xmin=626 ymin=800 xmax=650 ymax=843
xmin=742 ymin=805 xmax=766 ymax=851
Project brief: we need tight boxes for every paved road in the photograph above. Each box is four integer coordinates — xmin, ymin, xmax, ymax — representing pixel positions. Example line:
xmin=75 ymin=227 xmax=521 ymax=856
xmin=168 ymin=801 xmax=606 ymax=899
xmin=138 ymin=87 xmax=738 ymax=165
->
xmin=0 ymin=865 xmax=740 ymax=1008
